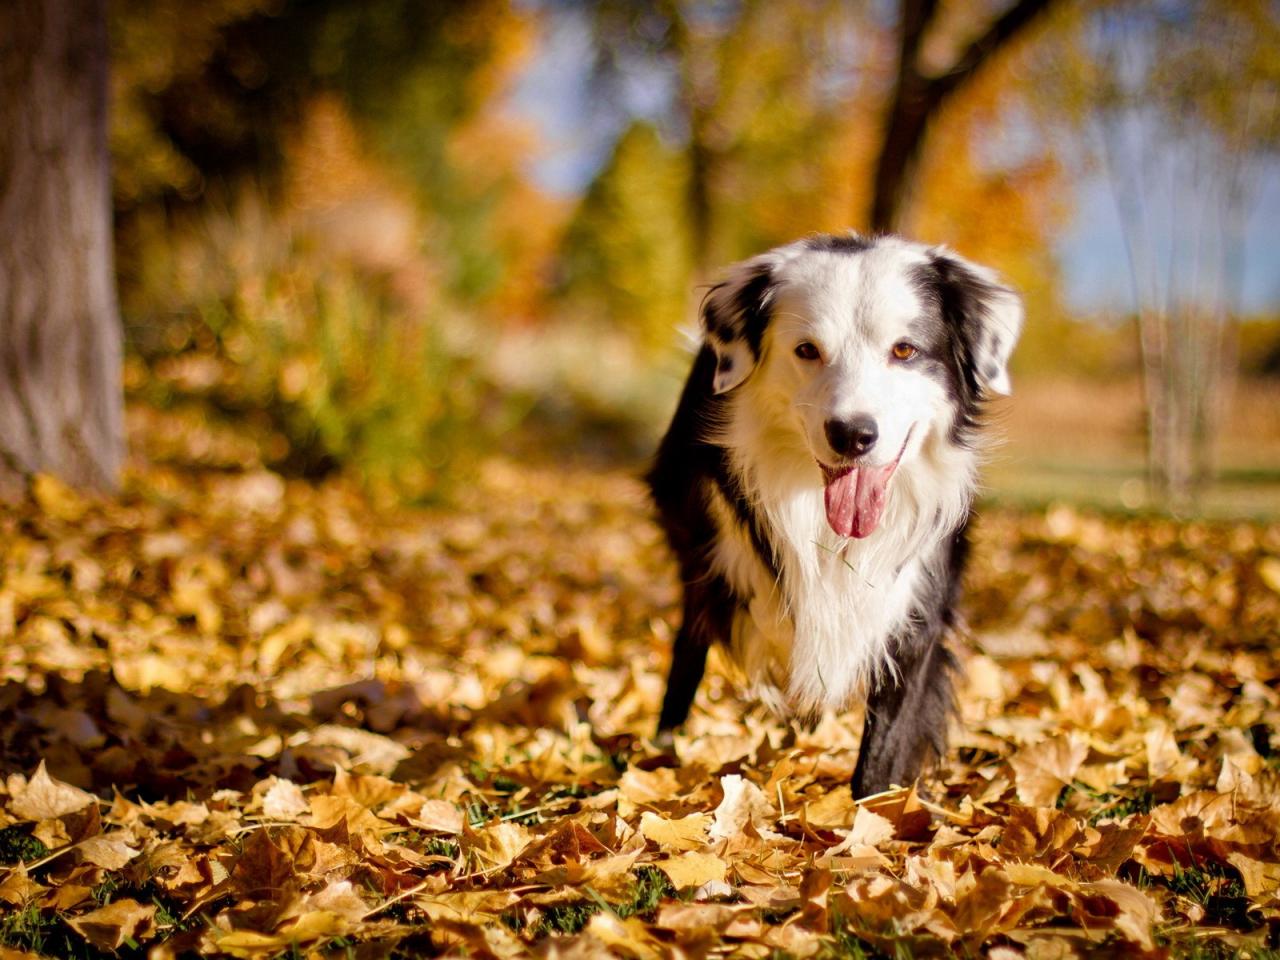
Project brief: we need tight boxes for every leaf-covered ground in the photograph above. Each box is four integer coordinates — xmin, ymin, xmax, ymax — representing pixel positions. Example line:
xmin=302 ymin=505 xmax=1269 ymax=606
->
xmin=2 ymin=426 xmax=1280 ymax=958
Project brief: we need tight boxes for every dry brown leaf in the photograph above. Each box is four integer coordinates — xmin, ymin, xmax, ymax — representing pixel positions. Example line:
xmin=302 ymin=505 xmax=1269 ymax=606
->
xmin=857 ymin=784 xmax=934 ymax=840
xmin=7 ymin=762 xmax=97 ymax=821
xmin=307 ymin=794 xmax=397 ymax=837
xmin=584 ymin=912 xmax=666 ymax=959
xmin=304 ymin=725 xmax=411 ymax=773
xmin=1077 ymin=879 xmax=1159 ymax=950
xmin=76 ymin=834 xmax=140 ymax=869
xmin=213 ymin=911 xmax=348 ymax=959
xmin=1077 ymin=820 xmax=1147 ymax=875
xmin=518 ymin=819 xmax=611 ymax=868
xmin=709 ymin=774 xmax=777 ymax=841
xmin=1009 ymin=736 xmax=1090 ymax=807
xmin=67 ymin=899 xmax=156 ymax=952
xmin=415 ymin=889 xmax=520 ymax=923
xmin=0 ymin=870 xmax=45 ymax=907
xmin=654 ymin=851 xmax=728 ymax=890
xmin=638 ymin=810 xmax=710 ymax=851
xmin=463 ymin=819 xmax=533 ymax=872
xmin=799 ymin=867 xmax=833 ymax=933
xmin=803 ymin=786 xmax=859 ymax=829
xmin=1144 ymin=722 xmax=1192 ymax=780
xmin=413 ymin=798 xmax=465 ymax=834
xmin=260 ymin=778 xmax=309 ymax=821
xmin=654 ymin=902 xmax=746 ymax=935
xmin=284 ymin=880 xmax=370 ymax=922
xmin=617 ymin=766 xmax=683 ymax=806
xmin=1226 ymin=851 xmax=1280 ymax=898
xmin=846 ymin=805 xmax=896 ymax=846
xmin=999 ymin=806 xmax=1086 ymax=863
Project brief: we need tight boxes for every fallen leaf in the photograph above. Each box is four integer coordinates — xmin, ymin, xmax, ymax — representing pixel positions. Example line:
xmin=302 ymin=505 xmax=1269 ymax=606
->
xmin=76 ymin=834 xmax=140 ymax=869
xmin=1009 ymin=736 xmax=1089 ymax=807
xmin=639 ymin=810 xmax=710 ymax=851
xmin=654 ymin=851 xmax=728 ymax=890
xmin=709 ymin=775 xmax=777 ymax=841
xmin=67 ymin=899 xmax=156 ymax=952
xmin=214 ymin=911 xmax=348 ymax=958
xmin=7 ymin=762 xmax=97 ymax=821
xmin=413 ymin=799 xmax=465 ymax=834
xmin=261 ymin=778 xmax=309 ymax=821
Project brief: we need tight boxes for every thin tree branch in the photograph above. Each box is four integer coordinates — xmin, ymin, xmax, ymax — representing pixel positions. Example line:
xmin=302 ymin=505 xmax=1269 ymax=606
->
xmin=869 ymin=0 xmax=1057 ymax=232
xmin=929 ymin=0 xmax=1057 ymax=105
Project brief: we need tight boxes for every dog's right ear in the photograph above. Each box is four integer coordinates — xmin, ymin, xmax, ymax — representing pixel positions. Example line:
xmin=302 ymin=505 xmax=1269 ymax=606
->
xmin=702 ymin=261 xmax=776 ymax=394
xmin=926 ymin=248 xmax=1023 ymax=396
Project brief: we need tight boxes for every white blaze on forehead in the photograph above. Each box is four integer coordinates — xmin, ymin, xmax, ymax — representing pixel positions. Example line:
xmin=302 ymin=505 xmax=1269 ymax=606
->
xmin=756 ymin=240 xmax=951 ymax=491
xmin=770 ymin=245 xmax=930 ymax=354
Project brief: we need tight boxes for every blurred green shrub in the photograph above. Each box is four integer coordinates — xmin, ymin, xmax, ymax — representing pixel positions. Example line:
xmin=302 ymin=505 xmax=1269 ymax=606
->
xmin=557 ymin=123 xmax=693 ymax=353
xmin=121 ymin=198 xmax=502 ymax=501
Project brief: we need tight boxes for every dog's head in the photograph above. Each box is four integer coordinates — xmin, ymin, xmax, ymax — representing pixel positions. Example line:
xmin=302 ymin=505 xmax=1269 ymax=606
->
xmin=703 ymin=233 xmax=1023 ymax=538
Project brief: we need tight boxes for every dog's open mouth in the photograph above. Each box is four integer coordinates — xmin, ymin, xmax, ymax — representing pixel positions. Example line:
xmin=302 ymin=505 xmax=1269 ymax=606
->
xmin=820 ymin=427 xmax=913 ymax=539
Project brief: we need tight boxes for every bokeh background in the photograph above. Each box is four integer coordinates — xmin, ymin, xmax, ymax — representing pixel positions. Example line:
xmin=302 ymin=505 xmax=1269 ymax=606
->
xmin=4 ymin=5 xmax=1280 ymax=954
xmin=110 ymin=0 xmax=1280 ymax=517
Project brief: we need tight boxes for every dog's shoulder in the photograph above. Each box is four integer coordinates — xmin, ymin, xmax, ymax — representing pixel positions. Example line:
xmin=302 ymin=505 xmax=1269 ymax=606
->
xmin=647 ymin=345 xmax=723 ymax=510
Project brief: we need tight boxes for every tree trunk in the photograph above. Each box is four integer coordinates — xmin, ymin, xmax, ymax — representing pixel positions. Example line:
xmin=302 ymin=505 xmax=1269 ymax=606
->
xmin=663 ymin=0 xmax=717 ymax=274
xmin=869 ymin=0 xmax=1056 ymax=233
xmin=0 ymin=0 xmax=123 ymax=498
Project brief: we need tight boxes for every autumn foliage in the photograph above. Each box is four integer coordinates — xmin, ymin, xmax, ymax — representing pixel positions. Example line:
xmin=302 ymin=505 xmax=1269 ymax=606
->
xmin=2 ymin=2 xmax=1279 ymax=957
xmin=2 ymin=412 xmax=1279 ymax=957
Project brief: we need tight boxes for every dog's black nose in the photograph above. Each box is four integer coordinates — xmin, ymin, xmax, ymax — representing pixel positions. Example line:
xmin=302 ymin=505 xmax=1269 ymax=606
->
xmin=825 ymin=415 xmax=878 ymax=458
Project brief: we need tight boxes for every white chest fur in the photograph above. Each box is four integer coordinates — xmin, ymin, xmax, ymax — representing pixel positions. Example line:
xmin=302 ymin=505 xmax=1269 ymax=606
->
xmin=706 ymin=407 xmax=976 ymax=717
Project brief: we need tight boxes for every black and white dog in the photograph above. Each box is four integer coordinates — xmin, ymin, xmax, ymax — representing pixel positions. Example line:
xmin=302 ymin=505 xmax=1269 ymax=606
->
xmin=648 ymin=232 xmax=1022 ymax=798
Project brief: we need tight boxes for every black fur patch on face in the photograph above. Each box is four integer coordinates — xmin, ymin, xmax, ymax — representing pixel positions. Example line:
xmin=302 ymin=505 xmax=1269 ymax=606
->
xmin=909 ymin=255 xmax=1000 ymax=444
xmin=804 ymin=233 xmax=873 ymax=254
xmin=704 ymin=263 xmax=776 ymax=361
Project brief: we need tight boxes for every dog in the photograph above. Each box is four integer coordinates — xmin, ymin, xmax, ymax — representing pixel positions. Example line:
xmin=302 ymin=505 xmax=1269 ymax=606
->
xmin=647 ymin=232 xmax=1022 ymax=798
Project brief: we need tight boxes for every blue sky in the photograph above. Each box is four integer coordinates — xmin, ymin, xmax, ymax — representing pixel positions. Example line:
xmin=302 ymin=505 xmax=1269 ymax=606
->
xmin=510 ymin=12 xmax=1280 ymax=317
xmin=1058 ymin=165 xmax=1280 ymax=315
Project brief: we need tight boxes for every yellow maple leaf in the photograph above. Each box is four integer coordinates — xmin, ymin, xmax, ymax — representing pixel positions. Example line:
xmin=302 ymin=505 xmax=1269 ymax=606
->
xmin=654 ymin=851 xmax=728 ymax=891
xmin=638 ymin=810 xmax=711 ymax=851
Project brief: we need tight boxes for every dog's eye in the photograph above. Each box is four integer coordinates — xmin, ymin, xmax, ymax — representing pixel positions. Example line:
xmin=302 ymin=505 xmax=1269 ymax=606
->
xmin=794 ymin=341 xmax=821 ymax=361
xmin=891 ymin=341 xmax=918 ymax=361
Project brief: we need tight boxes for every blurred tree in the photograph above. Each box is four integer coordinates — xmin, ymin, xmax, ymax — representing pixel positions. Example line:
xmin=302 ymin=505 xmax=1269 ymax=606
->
xmin=558 ymin=122 xmax=692 ymax=348
xmin=110 ymin=0 xmax=547 ymax=314
xmin=704 ymin=0 xmax=868 ymax=260
xmin=573 ymin=0 xmax=1065 ymax=334
xmin=585 ymin=0 xmax=866 ymax=272
xmin=908 ymin=17 xmax=1071 ymax=352
xmin=1081 ymin=0 xmax=1280 ymax=508
xmin=871 ymin=0 xmax=1058 ymax=232
xmin=108 ymin=0 xmax=561 ymax=496
xmin=0 ymin=0 xmax=124 ymax=496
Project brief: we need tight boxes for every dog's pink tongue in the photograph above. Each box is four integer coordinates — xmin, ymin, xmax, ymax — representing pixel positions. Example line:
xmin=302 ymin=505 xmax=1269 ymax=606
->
xmin=823 ymin=464 xmax=892 ymax=538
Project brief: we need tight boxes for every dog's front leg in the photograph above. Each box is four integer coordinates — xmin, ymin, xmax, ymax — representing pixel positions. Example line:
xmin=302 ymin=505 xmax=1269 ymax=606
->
xmin=849 ymin=633 xmax=956 ymax=798
xmin=657 ymin=623 xmax=710 ymax=735
xmin=656 ymin=574 xmax=735 ymax=740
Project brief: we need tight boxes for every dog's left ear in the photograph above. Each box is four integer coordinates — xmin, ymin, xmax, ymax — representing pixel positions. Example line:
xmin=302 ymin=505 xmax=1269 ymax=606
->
xmin=928 ymin=249 xmax=1024 ymax=396
xmin=702 ymin=260 xmax=777 ymax=394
